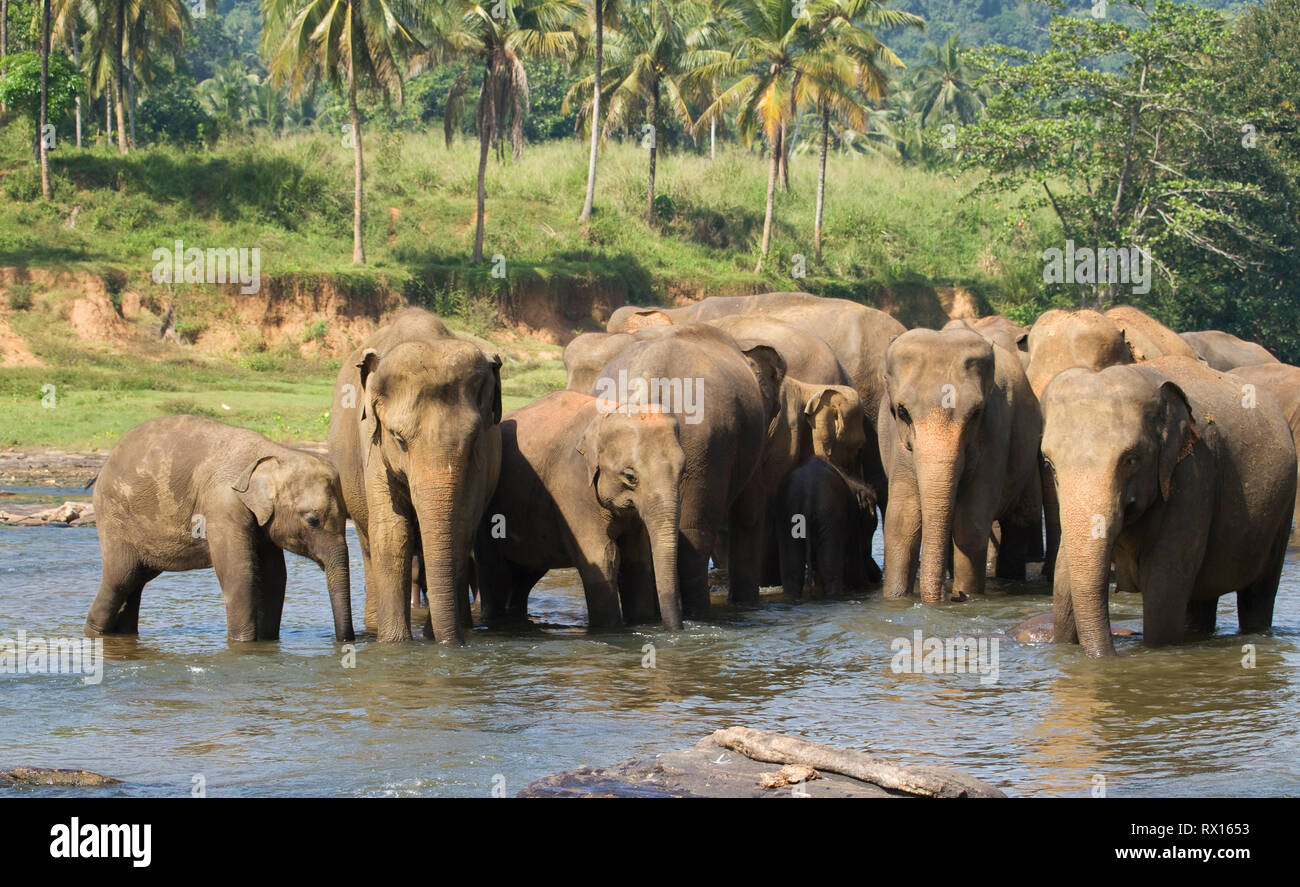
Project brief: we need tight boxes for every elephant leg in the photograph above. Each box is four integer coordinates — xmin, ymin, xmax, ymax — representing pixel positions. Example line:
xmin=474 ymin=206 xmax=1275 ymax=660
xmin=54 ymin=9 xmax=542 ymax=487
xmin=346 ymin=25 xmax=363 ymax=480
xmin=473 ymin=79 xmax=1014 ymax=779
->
xmin=86 ymin=545 xmax=157 ymax=636
xmin=952 ymin=514 xmax=991 ymax=601
xmin=210 ymin=533 xmax=263 ymax=643
xmin=1041 ymin=460 xmax=1060 ymax=580
xmin=577 ymin=545 xmax=623 ymax=631
xmin=618 ymin=530 xmax=659 ymax=625
xmin=355 ymin=523 xmax=379 ymax=633
xmin=409 ymin=553 xmax=425 ymax=612
xmin=778 ymin=523 xmax=806 ymax=599
xmin=881 ymin=489 xmax=921 ymax=600
xmin=363 ymin=488 xmax=415 ymax=643
xmin=995 ymin=520 xmax=1032 ymax=581
xmin=254 ymin=537 xmax=287 ymax=641
xmin=678 ymin=526 xmax=714 ymax=618
xmin=1238 ymin=523 xmax=1287 ymax=633
xmin=727 ymin=482 xmax=765 ymax=604
xmin=1185 ymin=598 xmax=1218 ymax=635
xmin=1052 ymin=550 xmax=1078 ymax=645
xmin=814 ymin=526 xmax=845 ymax=598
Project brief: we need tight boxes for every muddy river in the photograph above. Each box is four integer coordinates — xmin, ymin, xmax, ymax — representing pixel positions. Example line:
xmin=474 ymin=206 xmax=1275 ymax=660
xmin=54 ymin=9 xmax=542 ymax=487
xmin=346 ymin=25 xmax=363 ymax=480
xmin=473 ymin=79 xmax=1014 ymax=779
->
xmin=2 ymin=485 xmax=1297 ymax=797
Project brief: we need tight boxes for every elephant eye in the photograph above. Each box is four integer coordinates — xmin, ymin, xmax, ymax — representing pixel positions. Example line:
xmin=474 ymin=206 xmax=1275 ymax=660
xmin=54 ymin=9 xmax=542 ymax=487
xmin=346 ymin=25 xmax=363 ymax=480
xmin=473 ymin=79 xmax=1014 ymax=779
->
xmin=304 ymin=512 xmax=322 ymax=529
xmin=896 ymin=404 xmax=912 ymax=425
xmin=621 ymin=469 xmax=639 ymax=487
xmin=390 ymin=430 xmax=408 ymax=451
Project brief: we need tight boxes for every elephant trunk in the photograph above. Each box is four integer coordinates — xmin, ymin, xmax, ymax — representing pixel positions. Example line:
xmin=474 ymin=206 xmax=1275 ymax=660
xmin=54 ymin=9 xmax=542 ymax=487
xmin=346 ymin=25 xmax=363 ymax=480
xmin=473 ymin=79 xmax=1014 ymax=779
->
xmin=914 ymin=437 xmax=961 ymax=604
xmin=319 ymin=542 xmax=355 ymax=642
xmin=1055 ymin=482 xmax=1119 ymax=658
xmin=646 ymin=497 xmax=683 ymax=630
xmin=412 ymin=458 xmax=473 ymax=645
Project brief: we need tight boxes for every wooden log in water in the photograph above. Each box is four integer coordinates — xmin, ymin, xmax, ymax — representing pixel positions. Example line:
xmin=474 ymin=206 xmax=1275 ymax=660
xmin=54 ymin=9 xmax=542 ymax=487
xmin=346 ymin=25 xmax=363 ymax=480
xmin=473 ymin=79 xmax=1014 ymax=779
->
xmin=708 ymin=726 xmax=1006 ymax=798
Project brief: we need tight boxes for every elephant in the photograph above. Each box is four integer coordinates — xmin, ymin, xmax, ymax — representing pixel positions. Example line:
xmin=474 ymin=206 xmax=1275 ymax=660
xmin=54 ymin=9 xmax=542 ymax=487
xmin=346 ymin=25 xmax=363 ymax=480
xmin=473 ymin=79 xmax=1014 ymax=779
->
xmin=564 ymin=331 xmax=636 ymax=393
xmin=86 ymin=415 xmax=353 ymax=643
xmin=1041 ymin=356 xmax=1296 ymax=657
xmin=608 ymin=292 xmax=904 ymax=513
xmin=943 ymin=315 xmax=1030 ymax=371
xmin=590 ymin=321 xmax=781 ymax=615
xmin=474 ymin=390 xmax=686 ymax=629
xmin=1226 ymin=362 xmax=1300 ymax=543
xmin=1183 ymin=330 xmax=1279 ymax=371
xmin=879 ymin=327 xmax=1044 ymax=603
xmin=328 ymin=307 xmax=502 ymax=644
xmin=1103 ymin=306 xmax=1198 ymax=362
xmin=1024 ymin=309 xmax=1135 ymax=400
xmin=776 ymin=457 xmax=879 ymax=599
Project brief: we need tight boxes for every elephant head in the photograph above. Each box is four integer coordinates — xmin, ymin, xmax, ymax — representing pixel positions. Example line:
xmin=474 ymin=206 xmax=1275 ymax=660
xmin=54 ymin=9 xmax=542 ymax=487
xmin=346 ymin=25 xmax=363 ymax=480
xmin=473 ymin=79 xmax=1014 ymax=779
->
xmin=885 ymin=328 xmax=996 ymax=603
xmin=233 ymin=452 xmax=354 ymax=642
xmin=358 ymin=337 xmax=502 ymax=643
xmin=580 ymin=406 xmax=687 ymax=628
xmin=1041 ymin=366 xmax=1198 ymax=657
xmin=1025 ymin=309 xmax=1135 ymax=399
xmin=801 ymin=385 xmax=868 ymax=477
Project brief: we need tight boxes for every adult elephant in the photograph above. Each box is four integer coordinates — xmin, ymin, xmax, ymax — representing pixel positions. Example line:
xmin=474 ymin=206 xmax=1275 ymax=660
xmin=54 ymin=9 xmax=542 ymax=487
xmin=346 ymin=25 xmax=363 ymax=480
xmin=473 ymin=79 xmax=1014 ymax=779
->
xmin=87 ymin=416 xmax=354 ymax=643
xmin=608 ymin=292 xmax=904 ymax=510
xmin=943 ymin=315 xmax=1030 ymax=371
xmin=1103 ymin=305 xmax=1197 ymax=362
xmin=879 ymin=327 xmax=1043 ymax=603
xmin=1041 ymin=357 xmax=1296 ymax=657
xmin=1227 ymin=363 xmax=1300 ymax=543
xmin=328 ymin=308 xmax=502 ymax=644
xmin=1024 ymin=309 xmax=1134 ymax=399
xmin=475 ymin=390 xmax=686 ymax=628
xmin=590 ymin=322 xmax=781 ymax=614
xmin=1183 ymin=330 xmax=1279 ymax=371
xmin=564 ymin=331 xmax=636 ymax=393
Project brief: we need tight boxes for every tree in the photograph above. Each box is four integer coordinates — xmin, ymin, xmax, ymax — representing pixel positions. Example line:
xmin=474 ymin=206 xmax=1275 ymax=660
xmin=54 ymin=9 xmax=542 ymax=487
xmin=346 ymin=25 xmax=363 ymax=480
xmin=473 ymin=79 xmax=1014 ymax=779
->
xmin=437 ymin=0 xmax=579 ymax=261
xmin=960 ymin=0 xmax=1299 ymax=357
xmin=693 ymin=0 xmax=919 ymax=271
xmin=263 ymin=0 xmax=423 ymax=264
xmin=39 ymin=0 xmax=51 ymax=198
xmin=911 ymin=32 xmax=985 ymax=126
xmin=0 ymin=50 xmax=85 ymax=166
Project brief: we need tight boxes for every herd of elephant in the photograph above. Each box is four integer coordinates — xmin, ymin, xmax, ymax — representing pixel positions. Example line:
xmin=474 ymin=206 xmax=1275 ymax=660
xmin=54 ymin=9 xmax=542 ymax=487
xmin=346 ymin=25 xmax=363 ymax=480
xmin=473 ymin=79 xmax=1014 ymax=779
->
xmin=82 ymin=293 xmax=1299 ymax=660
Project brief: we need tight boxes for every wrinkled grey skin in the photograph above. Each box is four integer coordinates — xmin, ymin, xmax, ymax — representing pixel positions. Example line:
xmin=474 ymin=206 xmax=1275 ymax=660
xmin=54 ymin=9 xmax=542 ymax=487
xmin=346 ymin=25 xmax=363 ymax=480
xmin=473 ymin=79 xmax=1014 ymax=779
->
xmin=87 ymin=416 xmax=353 ymax=643
xmin=879 ymin=328 xmax=1044 ymax=603
xmin=1227 ymin=362 xmax=1300 ymax=543
xmin=1184 ymin=330 xmax=1280 ymax=372
xmin=1042 ymin=357 xmax=1296 ymax=657
xmin=943 ymin=316 xmax=1031 ymax=371
xmin=328 ymin=307 xmax=502 ymax=644
xmin=564 ymin=331 xmax=637 ymax=393
xmin=475 ymin=390 xmax=686 ymax=629
xmin=1104 ymin=306 xmax=1198 ymax=363
xmin=776 ymin=457 xmax=879 ymax=598
xmin=607 ymin=293 xmax=904 ymax=513
xmin=591 ymin=322 xmax=780 ymax=615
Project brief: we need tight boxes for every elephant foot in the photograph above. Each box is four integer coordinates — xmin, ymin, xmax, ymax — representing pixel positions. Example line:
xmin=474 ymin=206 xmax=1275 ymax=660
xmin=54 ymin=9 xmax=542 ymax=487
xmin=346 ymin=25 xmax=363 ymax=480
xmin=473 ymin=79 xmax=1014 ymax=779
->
xmin=950 ymin=591 xmax=969 ymax=603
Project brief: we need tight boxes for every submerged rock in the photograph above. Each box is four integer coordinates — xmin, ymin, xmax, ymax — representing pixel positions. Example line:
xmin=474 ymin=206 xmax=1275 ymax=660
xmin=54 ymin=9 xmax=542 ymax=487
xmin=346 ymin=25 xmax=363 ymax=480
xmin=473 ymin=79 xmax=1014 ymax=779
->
xmin=1 ymin=767 xmax=120 ymax=787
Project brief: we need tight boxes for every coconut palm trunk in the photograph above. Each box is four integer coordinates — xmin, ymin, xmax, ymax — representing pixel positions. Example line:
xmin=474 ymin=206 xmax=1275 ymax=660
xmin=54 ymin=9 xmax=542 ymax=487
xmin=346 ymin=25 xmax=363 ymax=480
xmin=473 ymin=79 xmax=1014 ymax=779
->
xmin=472 ymin=61 xmax=494 ymax=263
xmin=814 ymin=105 xmax=828 ymax=263
xmin=777 ymin=122 xmax=789 ymax=192
xmin=72 ymin=22 xmax=81 ymax=147
xmin=126 ymin=30 xmax=136 ymax=147
xmin=112 ymin=1 xmax=127 ymax=153
xmin=347 ymin=22 xmax=365 ymax=265
xmin=1 ymin=0 xmax=8 ymax=116
xmin=579 ymin=0 xmax=602 ymax=222
xmin=755 ymin=127 xmax=779 ymax=272
xmin=39 ymin=0 xmax=51 ymax=200
xmin=646 ymin=76 xmax=658 ymax=224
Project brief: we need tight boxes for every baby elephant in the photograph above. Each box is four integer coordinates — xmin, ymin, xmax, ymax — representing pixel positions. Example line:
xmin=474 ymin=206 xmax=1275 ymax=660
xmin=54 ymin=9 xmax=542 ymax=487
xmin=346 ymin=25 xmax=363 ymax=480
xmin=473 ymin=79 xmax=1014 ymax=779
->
xmin=87 ymin=416 xmax=354 ymax=643
xmin=474 ymin=390 xmax=686 ymax=629
xmin=777 ymin=458 xmax=879 ymax=598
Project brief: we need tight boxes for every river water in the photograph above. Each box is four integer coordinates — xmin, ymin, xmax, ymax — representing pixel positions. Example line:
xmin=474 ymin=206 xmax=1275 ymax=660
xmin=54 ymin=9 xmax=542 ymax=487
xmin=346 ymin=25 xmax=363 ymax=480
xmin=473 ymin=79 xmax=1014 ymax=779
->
xmin=2 ymin=489 xmax=1298 ymax=797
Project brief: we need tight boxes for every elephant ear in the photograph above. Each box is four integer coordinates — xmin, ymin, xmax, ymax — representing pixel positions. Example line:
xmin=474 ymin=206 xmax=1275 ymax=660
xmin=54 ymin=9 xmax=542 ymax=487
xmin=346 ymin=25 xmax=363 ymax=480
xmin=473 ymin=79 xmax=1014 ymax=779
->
xmin=483 ymin=354 xmax=503 ymax=424
xmin=1016 ymin=331 xmax=1030 ymax=353
xmin=233 ymin=455 xmax=277 ymax=527
xmin=744 ymin=345 xmax=787 ymax=421
xmin=1120 ymin=330 xmax=1139 ymax=364
xmin=803 ymin=387 xmax=847 ymax=438
xmin=575 ymin=414 xmax=604 ymax=486
xmin=356 ymin=349 xmax=382 ymax=468
xmin=1157 ymin=381 xmax=1199 ymax=501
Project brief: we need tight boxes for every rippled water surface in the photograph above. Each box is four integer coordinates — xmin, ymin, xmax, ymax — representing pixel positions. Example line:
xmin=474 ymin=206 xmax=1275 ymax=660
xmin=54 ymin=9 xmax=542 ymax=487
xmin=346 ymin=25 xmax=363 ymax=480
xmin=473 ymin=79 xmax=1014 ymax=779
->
xmin=2 ymin=490 xmax=1298 ymax=797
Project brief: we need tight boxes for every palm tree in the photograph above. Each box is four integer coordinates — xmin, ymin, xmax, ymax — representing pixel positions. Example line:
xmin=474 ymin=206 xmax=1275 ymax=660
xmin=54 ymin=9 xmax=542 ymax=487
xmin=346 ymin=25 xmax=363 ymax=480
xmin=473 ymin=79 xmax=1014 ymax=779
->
xmin=575 ymin=0 xmax=615 ymax=222
xmin=693 ymin=0 xmax=919 ymax=271
xmin=912 ymin=32 xmax=984 ymax=127
xmin=124 ymin=0 xmax=190 ymax=146
xmin=437 ymin=0 xmax=578 ymax=261
xmin=263 ymin=0 xmax=423 ymax=265
xmin=566 ymin=0 xmax=713 ymax=225
xmin=40 ymin=0 xmax=52 ymax=199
